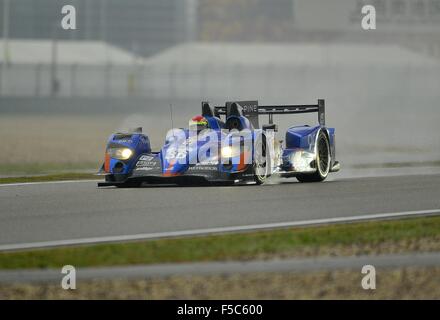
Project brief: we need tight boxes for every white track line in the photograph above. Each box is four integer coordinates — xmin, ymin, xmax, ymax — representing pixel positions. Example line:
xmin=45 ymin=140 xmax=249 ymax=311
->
xmin=0 ymin=180 xmax=99 ymax=187
xmin=0 ymin=209 xmax=439 ymax=252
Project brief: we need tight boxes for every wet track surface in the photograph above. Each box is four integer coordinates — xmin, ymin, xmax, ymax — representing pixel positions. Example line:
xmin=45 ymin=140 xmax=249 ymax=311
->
xmin=0 ymin=174 xmax=440 ymax=247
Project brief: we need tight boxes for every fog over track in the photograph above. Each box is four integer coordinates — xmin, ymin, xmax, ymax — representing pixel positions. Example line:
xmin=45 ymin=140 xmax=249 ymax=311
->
xmin=0 ymin=174 xmax=439 ymax=251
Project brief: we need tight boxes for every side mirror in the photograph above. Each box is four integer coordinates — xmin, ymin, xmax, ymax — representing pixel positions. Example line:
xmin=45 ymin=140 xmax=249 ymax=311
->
xmin=262 ymin=124 xmax=278 ymax=132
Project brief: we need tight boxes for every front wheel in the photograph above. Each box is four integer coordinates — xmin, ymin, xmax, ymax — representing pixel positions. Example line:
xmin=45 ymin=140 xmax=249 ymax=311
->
xmin=296 ymin=131 xmax=330 ymax=183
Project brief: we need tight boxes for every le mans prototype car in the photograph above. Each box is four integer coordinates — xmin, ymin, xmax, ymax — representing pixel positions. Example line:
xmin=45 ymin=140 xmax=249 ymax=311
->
xmin=98 ymin=99 xmax=340 ymax=187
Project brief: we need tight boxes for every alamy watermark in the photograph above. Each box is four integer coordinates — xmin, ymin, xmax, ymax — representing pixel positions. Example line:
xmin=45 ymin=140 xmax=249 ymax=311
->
xmin=362 ymin=5 xmax=377 ymax=30
xmin=61 ymin=5 xmax=76 ymax=30
xmin=60 ymin=4 xmax=376 ymax=32
xmin=161 ymin=127 xmax=276 ymax=176
xmin=361 ymin=265 xmax=376 ymax=290
xmin=61 ymin=265 xmax=76 ymax=290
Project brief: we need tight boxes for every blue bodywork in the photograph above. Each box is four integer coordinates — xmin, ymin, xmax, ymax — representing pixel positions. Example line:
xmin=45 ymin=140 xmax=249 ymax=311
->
xmin=282 ymin=125 xmax=336 ymax=171
xmin=104 ymin=133 xmax=151 ymax=175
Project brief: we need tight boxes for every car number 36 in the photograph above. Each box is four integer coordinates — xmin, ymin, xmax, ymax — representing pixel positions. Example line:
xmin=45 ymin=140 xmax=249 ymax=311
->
xmin=166 ymin=148 xmax=187 ymax=159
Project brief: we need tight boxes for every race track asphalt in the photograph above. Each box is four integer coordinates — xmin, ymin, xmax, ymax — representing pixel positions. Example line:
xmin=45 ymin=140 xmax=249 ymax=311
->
xmin=0 ymin=174 xmax=439 ymax=248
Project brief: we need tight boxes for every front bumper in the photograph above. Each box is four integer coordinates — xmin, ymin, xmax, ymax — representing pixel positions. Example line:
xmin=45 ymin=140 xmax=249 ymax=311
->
xmin=97 ymin=165 xmax=254 ymax=187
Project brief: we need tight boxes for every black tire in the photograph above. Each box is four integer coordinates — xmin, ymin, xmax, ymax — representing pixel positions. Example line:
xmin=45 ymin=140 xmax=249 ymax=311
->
xmin=296 ymin=131 xmax=330 ymax=183
xmin=253 ymin=135 xmax=270 ymax=185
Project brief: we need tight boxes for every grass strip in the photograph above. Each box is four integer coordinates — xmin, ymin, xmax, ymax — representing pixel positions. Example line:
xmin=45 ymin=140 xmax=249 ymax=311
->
xmin=0 ymin=163 xmax=98 ymax=176
xmin=0 ymin=216 xmax=439 ymax=270
xmin=0 ymin=173 xmax=99 ymax=184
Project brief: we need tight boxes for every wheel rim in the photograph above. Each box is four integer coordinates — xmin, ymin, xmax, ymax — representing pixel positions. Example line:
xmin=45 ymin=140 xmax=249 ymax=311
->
xmin=317 ymin=135 xmax=330 ymax=177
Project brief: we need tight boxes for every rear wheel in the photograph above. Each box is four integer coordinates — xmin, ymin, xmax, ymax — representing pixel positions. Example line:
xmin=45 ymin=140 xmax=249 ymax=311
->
xmin=296 ymin=131 xmax=330 ymax=183
xmin=253 ymin=135 xmax=269 ymax=185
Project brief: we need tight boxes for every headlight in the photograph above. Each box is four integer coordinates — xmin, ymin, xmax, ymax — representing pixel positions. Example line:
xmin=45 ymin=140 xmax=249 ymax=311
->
xmin=221 ymin=146 xmax=233 ymax=158
xmin=107 ymin=148 xmax=133 ymax=160
xmin=221 ymin=146 xmax=241 ymax=158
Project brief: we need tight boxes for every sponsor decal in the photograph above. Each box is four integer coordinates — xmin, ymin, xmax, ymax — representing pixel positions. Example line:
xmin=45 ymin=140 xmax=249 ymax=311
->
xmin=241 ymin=173 xmax=254 ymax=177
xmin=139 ymin=155 xmax=155 ymax=161
xmin=116 ymin=139 xmax=133 ymax=144
xmin=242 ymin=103 xmax=258 ymax=114
xmin=136 ymin=161 xmax=159 ymax=168
xmin=136 ymin=160 xmax=157 ymax=167
xmin=136 ymin=167 xmax=154 ymax=171
xmin=136 ymin=155 xmax=159 ymax=169
xmin=188 ymin=165 xmax=218 ymax=171
xmin=199 ymin=160 xmax=219 ymax=165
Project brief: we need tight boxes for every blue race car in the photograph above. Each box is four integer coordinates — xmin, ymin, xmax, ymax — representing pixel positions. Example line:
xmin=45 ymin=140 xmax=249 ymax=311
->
xmin=97 ymin=99 xmax=340 ymax=187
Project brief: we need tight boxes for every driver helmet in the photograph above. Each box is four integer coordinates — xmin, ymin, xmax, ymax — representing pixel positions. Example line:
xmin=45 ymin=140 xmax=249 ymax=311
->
xmin=189 ymin=115 xmax=209 ymax=132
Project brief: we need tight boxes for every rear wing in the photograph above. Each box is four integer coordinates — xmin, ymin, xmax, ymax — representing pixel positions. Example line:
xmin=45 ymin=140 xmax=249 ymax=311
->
xmin=212 ymin=99 xmax=326 ymax=128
